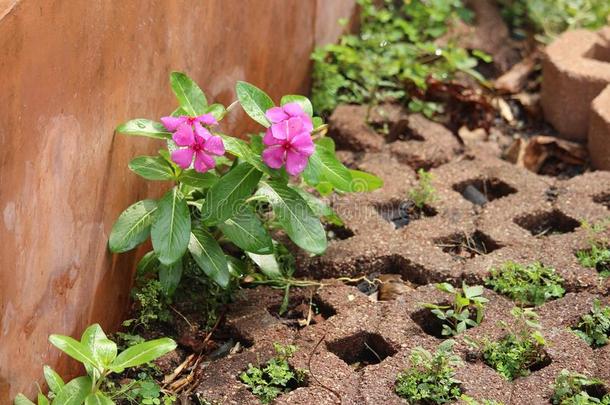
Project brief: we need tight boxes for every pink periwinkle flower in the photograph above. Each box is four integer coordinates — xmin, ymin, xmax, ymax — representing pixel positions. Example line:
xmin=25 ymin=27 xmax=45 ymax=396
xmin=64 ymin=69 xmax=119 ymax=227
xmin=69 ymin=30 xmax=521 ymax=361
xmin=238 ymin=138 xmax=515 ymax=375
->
xmin=160 ymin=113 xmax=225 ymax=173
xmin=262 ymin=103 xmax=315 ymax=176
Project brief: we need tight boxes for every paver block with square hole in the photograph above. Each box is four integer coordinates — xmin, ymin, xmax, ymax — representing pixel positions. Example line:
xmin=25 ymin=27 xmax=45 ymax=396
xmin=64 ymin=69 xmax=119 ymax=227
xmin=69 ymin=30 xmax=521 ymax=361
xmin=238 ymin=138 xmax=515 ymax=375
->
xmin=589 ymin=86 xmax=610 ymax=170
xmin=541 ymin=27 xmax=610 ymax=142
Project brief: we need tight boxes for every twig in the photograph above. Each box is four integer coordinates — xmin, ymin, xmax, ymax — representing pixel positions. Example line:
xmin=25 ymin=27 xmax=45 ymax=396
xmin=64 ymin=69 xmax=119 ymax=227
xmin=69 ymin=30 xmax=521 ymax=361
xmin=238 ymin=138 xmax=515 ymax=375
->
xmin=169 ymin=305 xmax=194 ymax=329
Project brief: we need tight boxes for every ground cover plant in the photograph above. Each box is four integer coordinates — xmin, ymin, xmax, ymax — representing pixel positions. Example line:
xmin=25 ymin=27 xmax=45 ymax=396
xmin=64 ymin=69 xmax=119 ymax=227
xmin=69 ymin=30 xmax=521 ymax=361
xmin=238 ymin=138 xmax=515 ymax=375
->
xmin=395 ymin=340 xmax=462 ymax=403
xmin=408 ymin=169 xmax=438 ymax=210
xmin=551 ymin=370 xmax=610 ymax=404
xmin=422 ymin=283 xmax=488 ymax=336
xmin=485 ymin=261 xmax=565 ymax=306
xmin=311 ymin=0 xmax=487 ymax=117
xmin=481 ymin=308 xmax=548 ymax=380
xmin=14 ymin=324 xmax=176 ymax=405
xmin=109 ymin=71 xmax=381 ymax=300
xmin=239 ymin=343 xmax=306 ymax=404
xmin=573 ymin=299 xmax=610 ymax=348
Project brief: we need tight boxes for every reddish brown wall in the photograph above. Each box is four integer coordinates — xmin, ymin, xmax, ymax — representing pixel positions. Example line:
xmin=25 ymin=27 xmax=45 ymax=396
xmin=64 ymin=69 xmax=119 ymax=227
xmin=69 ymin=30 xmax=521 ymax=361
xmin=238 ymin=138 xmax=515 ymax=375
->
xmin=0 ymin=0 xmax=355 ymax=400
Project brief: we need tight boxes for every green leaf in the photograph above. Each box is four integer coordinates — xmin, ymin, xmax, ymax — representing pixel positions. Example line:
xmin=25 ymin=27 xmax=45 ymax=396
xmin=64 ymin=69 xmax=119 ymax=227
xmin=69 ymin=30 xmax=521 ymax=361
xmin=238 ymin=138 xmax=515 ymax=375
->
xmin=201 ymin=163 xmax=262 ymax=225
xmin=110 ymin=338 xmax=177 ymax=373
xmin=136 ymin=251 xmax=159 ymax=276
xmin=280 ymin=95 xmax=313 ymax=117
xmin=304 ymin=143 xmax=353 ymax=192
xmin=246 ymin=251 xmax=282 ymax=279
xmin=188 ymin=227 xmax=231 ymax=288
xmin=128 ymin=156 xmax=175 ymax=181
xmin=84 ymin=392 xmax=113 ymax=405
xmin=43 ymin=366 xmax=65 ymax=394
xmin=464 ymin=285 xmax=484 ymax=299
xmin=218 ymin=206 xmax=273 ymax=254
xmin=204 ymin=103 xmax=226 ymax=120
xmin=290 ymin=186 xmax=343 ymax=225
xmin=258 ymin=180 xmax=327 ymax=254
xmin=116 ymin=119 xmax=172 ymax=140
xmin=48 ymin=335 xmax=99 ymax=370
xmin=236 ymin=81 xmax=274 ymax=127
xmin=80 ymin=324 xmax=117 ymax=367
xmin=37 ymin=394 xmax=50 ymax=405
xmin=178 ymin=169 xmax=218 ymax=189
xmin=151 ymin=188 xmax=191 ymax=265
xmin=14 ymin=394 xmax=36 ymax=405
xmin=218 ymin=134 xmax=271 ymax=175
xmin=51 ymin=376 xmax=92 ymax=405
xmin=169 ymin=71 xmax=207 ymax=116
xmin=109 ymin=200 xmax=158 ymax=253
xmin=159 ymin=259 xmax=183 ymax=296
xmin=348 ymin=169 xmax=383 ymax=192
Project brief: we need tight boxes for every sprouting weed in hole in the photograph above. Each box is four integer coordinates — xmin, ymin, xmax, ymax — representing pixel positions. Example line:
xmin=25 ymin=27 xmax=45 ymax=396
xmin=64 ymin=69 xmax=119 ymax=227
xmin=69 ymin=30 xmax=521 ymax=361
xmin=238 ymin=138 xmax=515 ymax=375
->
xmin=395 ymin=339 xmax=462 ymax=404
xmin=14 ymin=324 xmax=176 ymax=405
xmin=573 ymin=299 xmax=610 ymax=348
xmin=576 ymin=219 xmax=610 ymax=277
xmin=408 ymin=168 xmax=437 ymax=209
xmin=460 ymin=395 xmax=505 ymax=405
xmin=422 ymin=282 xmax=488 ymax=336
xmin=108 ymin=72 xmax=382 ymax=303
xmin=239 ymin=343 xmax=307 ymax=404
xmin=485 ymin=261 xmax=565 ymax=306
xmin=551 ymin=369 xmax=610 ymax=405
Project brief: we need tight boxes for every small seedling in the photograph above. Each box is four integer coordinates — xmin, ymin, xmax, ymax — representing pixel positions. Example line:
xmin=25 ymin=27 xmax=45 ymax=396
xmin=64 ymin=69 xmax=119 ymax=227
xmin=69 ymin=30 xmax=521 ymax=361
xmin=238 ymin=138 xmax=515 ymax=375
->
xmin=577 ymin=244 xmax=610 ymax=277
xmin=395 ymin=340 xmax=462 ymax=404
xmin=482 ymin=308 xmax=548 ymax=380
xmin=461 ymin=395 xmax=505 ymax=405
xmin=573 ymin=299 xmax=610 ymax=348
xmin=485 ymin=261 xmax=565 ymax=306
xmin=240 ymin=343 xmax=307 ymax=404
xmin=422 ymin=283 xmax=488 ymax=336
xmin=409 ymin=169 xmax=438 ymax=209
xmin=551 ymin=369 xmax=610 ymax=404
xmin=14 ymin=324 xmax=176 ymax=405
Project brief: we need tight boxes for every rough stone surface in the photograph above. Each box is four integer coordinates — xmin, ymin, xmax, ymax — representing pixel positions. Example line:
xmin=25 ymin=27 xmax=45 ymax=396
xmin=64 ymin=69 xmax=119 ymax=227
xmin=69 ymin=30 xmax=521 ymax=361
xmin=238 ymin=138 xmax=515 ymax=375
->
xmin=589 ymin=86 xmax=610 ymax=170
xmin=541 ymin=27 xmax=610 ymax=143
xmin=194 ymin=105 xmax=610 ymax=404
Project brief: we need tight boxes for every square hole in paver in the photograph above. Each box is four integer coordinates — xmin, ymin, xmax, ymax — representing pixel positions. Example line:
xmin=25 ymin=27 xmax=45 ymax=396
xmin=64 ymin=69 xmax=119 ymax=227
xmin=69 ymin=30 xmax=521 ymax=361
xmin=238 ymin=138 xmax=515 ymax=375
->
xmin=585 ymin=42 xmax=610 ymax=63
xmin=385 ymin=120 xmax=425 ymax=143
xmin=375 ymin=200 xmax=437 ymax=229
xmin=593 ymin=192 xmax=610 ymax=210
xmin=514 ymin=209 xmax=580 ymax=237
xmin=434 ymin=231 xmax=502 ymax=260
xmin=267 ymin=296 xmax=336 ymax=330
xmin=325 ymin=223 xmax=355 ymax=241
xmin=326 ymin=332 xmax=397 ymax=371
xmin=453 ymin=177 xmax=517 ymax=205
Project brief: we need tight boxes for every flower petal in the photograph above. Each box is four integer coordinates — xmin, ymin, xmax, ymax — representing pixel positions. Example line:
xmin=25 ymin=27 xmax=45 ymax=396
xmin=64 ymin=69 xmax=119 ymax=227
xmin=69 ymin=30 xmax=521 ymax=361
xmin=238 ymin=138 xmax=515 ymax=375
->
xmin=194 ymin=151 xmax=216 ymax=173
xmin=173 ymin=123 xmax=195 ymax=146
xmin=286 ymin=117 xmax=304 ymax=140
xmin=265 ymin=107 xmax=288 ymax=124
xmin=194 ymin=123 xmax=212 ymax=141
xmin=204 ymin=136 xmax=225 ymax=156
xmin=282 ymin=102 xmax=305 ymax=117
xmin=263 ymin=128 xmax=282 ymax=146
xmin=161 ymin=116 xmax=187 ymax=131
xmin=285 ymin=150 xmax=309 ymax=176
xmin=197 ymin=113 xmax=218 ymax=126
xmin=262 ymin=146 xmax=286 ymax=169
xmin=290 ymin=134 xmax=315 ymax=156
xmin=271 ymin=121 xmax=289 ymax=140
xmin=171 ymin=148 xmax=195 ymax=169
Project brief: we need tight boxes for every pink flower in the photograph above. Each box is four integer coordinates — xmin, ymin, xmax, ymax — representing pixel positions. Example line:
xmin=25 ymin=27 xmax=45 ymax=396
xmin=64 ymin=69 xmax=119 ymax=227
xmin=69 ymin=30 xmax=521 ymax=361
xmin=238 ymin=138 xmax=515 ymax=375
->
xmin=160 ymin=113 xmax=224 ymax=173
xmin=262 ymin=103 xmax=315 ymax=176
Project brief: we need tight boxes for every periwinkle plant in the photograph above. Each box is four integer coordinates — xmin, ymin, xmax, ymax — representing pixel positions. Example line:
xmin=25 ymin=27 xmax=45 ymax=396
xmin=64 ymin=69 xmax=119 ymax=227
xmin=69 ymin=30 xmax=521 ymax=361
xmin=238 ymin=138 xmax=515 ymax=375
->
xmin=108 ymin=72 xmax=382 ymax=294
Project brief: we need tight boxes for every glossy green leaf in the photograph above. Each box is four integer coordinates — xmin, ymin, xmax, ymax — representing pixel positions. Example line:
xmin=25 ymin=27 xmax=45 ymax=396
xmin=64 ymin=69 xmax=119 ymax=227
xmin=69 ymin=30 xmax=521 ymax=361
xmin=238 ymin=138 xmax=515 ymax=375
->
xmin=204 ymin=103 xmax=226 ymax=120
xmin=348 ymin=169 xmax=383 ymax=192
xmin=291 ymin=186 xmax=343 ymax=226
xmin=246 ymin=251 xmax=282 ymax=279
xmin=218 ymin=206 xmax=273 ymax=254
xmin=14 ymin=394 xmax=36 ymax=405
xmin=51 ymin=376 xmax=92 ymax=405
xmin=308 ymin=144 xmax=353 ymax=192
xmin=170 ymin=71 xmax=207 ymax=116
xmin=49 ymin=335 xmax=99 ymax=370
xmin=159 ymin=259 xmax=183 ymax=296
xmin=37 ymin=394 xmax=50 ymax=405
xmin=178 ymin=169 xmax=218 ymax=189
xmin=110 ymin=338 xmax=177 ymax=373
xmin=136 ymin=251 xmax=159 ymax=276
xmin=80 ymin=324 xmax=117 ymax=367
xmin=280 ymin=95 xmax=313 ymax=117
xmin=84 ymin=392 xmax=113 ymax=405
xmin=128 ymin=156 xmax=175 ymax=181
xmin=201 ymin=163 xmax=262 ymax=225
xmin=43 ymin=366 xmax=64 ymax=395
xmin=151 ymin=188 xmax=191 ymax=265
xmin=109 ymin=200 xmax=157 ymax=253
xmin=188 ymin=226 xmax=230 ymax=288
xmin=219 ymin=134 xmax=271 ymax=175
xmin=116 ymin=119 xmax=172 ymax=140
xmin=258 ymin=180 xmax=327 ymax=254
xmin=236 ymin=81 xmax=274 ymax=127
